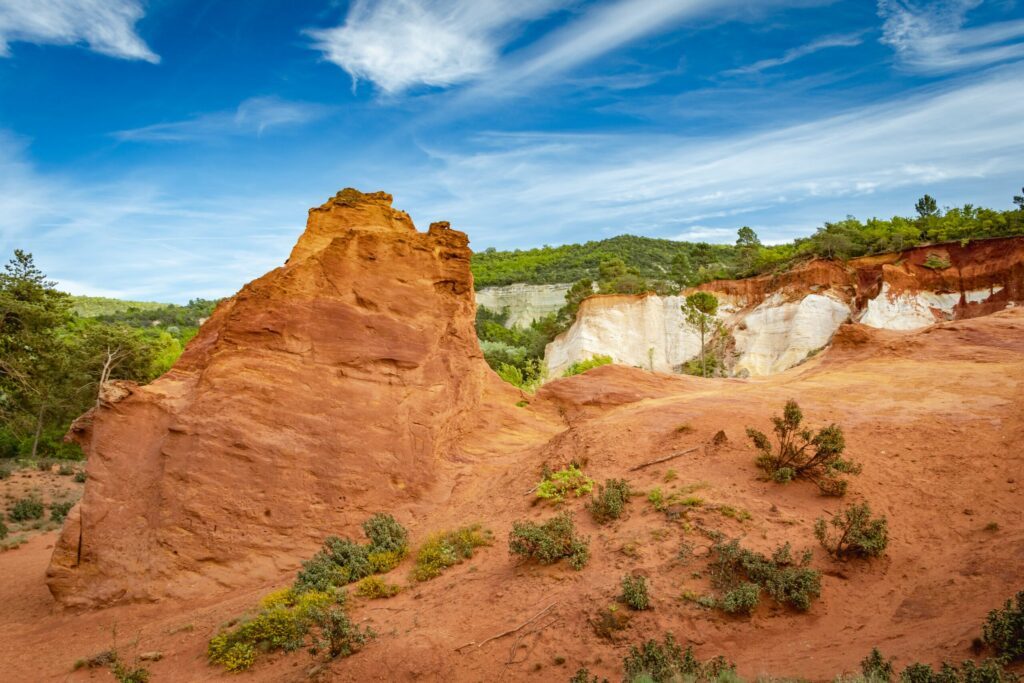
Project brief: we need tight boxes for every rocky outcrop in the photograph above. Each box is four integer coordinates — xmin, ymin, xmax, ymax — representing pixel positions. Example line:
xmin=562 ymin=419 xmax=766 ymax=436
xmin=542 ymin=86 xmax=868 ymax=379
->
xmin=475 ymin=283 xmax=572 ymax=327
xmin=545 ymin=237 xmax=1024 ymax=378
xmin=48 ymin=189 xmax=501 ymax=607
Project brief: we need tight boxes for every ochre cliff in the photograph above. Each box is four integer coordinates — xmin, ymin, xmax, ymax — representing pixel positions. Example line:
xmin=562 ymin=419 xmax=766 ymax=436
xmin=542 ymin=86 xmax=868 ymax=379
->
xmin=47 ymin=189 xmax=504 ymax=606
xmin=545 ymin=237 xmax=1024 ymax=377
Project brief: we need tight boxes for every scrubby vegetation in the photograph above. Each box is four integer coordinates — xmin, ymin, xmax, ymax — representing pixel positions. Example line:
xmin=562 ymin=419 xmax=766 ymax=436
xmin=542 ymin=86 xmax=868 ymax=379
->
xmin=354 ymin=576 xmax=401 ymax=599
xmin=586 ymin=479 xmax=631 ymax=523
xmin=859 ymin=647 xmax=1019 ymax=683
xmin=621 ymin=633 xmax=736 ymax=683
xmin=509 ymin=511 xmax=590 ymax=570
xmin=815 ymin=502 xmax=889 ymax=560
xmin=563 ymin=354 xmax=614 ymax=377
xmin=9 ymin=495 xmax=44 ymax=522
xmin=50 ymin=500 xmax=75 ymax=523
xmin=620 ymin=574 xmax=650 ymax=610
xmin=983 ymin=590 xmax=1024 ymax=662
xmin=294 ymin=513 xmax=408 ymax=593
xmin=709 ymin=539 xmax=821 ymax=611
xmin=536 ymin=465 xmax=595 ymax=503
xmin=746 ymin=399 xmax=860 ymax=496
xmin=413 ymin=525 xmax=492 ymax=581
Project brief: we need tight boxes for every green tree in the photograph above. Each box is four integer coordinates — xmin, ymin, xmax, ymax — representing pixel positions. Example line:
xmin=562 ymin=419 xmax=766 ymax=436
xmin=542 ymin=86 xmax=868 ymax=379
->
xmin=669 ymin=252 xmax=693 ymax=289
xmin=735 ymin=227 xmax=762 ymax=276
xmin=682 ymin=292 xmax=719 ymax=378
xmin=1014 ymin=186 xmax=1023 ymax=211
xmin=915 ymin=194 xmax=938 ymax=218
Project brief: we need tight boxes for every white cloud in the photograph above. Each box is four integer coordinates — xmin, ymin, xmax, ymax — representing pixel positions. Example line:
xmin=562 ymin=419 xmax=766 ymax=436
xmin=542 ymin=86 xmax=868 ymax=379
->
xmin=306 ymin=0 xmax=566 ymax=94
xmin=401 ymin=64 xmax=1024 ymax=244
xmin=0 ymin=0 xmax=158 ymax=63
xmin=113 ymin=97 xmax=331 ymax=143
xmin=725 ymin=32 xmax=865 ymax=75
xmin=878 ymin=0 xmax=1024 ymax=73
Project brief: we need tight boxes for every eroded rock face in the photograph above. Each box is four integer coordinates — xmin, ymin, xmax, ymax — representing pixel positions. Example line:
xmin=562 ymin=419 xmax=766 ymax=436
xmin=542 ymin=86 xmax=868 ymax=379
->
xmin=545 ymin=237 xmax=1024 ymax=378
xmin=475 ymin=283 xmax=572 ymax=327
xmin=48 ymin=189 xmax=494 ymax=607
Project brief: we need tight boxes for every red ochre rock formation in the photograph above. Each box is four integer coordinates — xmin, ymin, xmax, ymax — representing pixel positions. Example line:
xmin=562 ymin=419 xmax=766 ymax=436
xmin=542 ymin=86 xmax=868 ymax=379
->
xmin=47 ymin=189 xmax=504 ymax=607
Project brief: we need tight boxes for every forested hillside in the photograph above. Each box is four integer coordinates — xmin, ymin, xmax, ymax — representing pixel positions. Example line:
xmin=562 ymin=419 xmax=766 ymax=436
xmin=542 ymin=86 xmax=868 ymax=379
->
xmin=471 ymin=199 xmax=1024 ymax=287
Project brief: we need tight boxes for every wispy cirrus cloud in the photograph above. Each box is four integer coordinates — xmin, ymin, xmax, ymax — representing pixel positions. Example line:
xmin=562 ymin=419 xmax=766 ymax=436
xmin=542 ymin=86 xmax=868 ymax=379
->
xmin=113 ymin=97 xmax=332 ymax=143
xmin=306 ymin=0 xmax=567 ymax=94
xmin=725 ymin=32 xmax=866 ymax=75
xmin=878 ymin=0 xmax=1024 ymax=74
xmin=0 ymin=0 xmax=158 ymax=63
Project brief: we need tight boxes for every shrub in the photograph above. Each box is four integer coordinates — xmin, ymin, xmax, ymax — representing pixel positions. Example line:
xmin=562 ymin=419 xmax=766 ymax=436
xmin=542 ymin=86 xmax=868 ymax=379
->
xmin=509 ymin=512 xmax=590 ymax=570
xmin=622 ymin=632 xmax=735 ymax=683
xmin=983 ymin=590 xmax=1024 ymax=661
xmin=570 ymin=668 xmax=608 ymax=683
xmin=620 ymin=574 xmax=650 ymax=610
xmin=294 ymin=550 xmax=348 ymax=594
xmin=923 ymin=253 xmax=952 ymax=270
xmin=9 ymin=495 xmax=44 ymax=522
xmin=308 ymin=603 xmax=374 ymax=659
xmin=862 ymin=648 xmax=895 ymax=682
xmin=710 ymin=539 xmax=821 ymax=611
xmin=362 ymin=513 xmax=409 ymax=554
xmin=355 ymin=576 xmax=401 ymax=599
xmin=51 ymin=500 xmax=75 ymax=523
xmin=0 ymin=519 xmax=7 ymax=540
xmin=74 ymin=470 xmax=87 ymax=483
xmin=563 ymin=354 xmax=613 ymax=377
xmin=746 ymin=399 xmax=860 ymax=496
xmin=586 ymin=479 xmax=631 ymax=523
xmin=58 ymin=463 xmax=75 ymax=476
xmin=815 ymin=502 xmax=888 ymax=560
xmin=536 ymin=465 xmax=595 ymax=504
xmin=720 ymin=583 xmax=760 ymax=615
xmin=413 ymin=524 xmax=492 ymax=581
xmin=0 ymin=463 xmax=11 ymax=480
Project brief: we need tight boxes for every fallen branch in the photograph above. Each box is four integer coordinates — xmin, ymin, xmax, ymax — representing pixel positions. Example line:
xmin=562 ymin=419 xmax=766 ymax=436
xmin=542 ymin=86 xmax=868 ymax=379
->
xmin=506 ymin=616 xmax=560 ymax=665
xmin=629 ymin=447 xmax=699 ymax=471
xmin=455 ymin=603 xmax=557 ymax=652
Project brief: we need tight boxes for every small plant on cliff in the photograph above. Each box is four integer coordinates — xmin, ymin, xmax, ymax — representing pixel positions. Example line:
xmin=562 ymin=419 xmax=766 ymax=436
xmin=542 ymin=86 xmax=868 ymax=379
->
xmin=563 ymin=354 xmax=613 ymax=377
xmin=984 ymin=590 xmax=1024 ymax=661
xmin=308 ymin=602 xmax=374 ymax=660
xmin=587 ymin=479 xmax=631 ymax=523
xmin=536 ymin=465 xmax=595 ymax=504
xmin=622 ymin=632 xmax=735 ymax=683
xmin=719 ymin=583 xmax=761 ymax=615
xmin=509 ymin=511 xmax=590 ymax=570
xmin=413 ymin=524 xmax=493 ymax=581
xmin=746 ymin=399 xmax=860 ymax=496
xmin=9 ymin=495 xmax=44 ymax=522
xmin=709 ymin=539 xmax=821 ymax=611
xmin=620 ymin=574 xmax=651 ymax=610
xmin=293 ymin=514 xmax=409 ymax=593
xmin=923 ymin=253 xmax=952 ymax=270
xmin=354 ymin=576 xmax=401 ymax=599
xmin=815 ymin=502 xmax=888 ymax=560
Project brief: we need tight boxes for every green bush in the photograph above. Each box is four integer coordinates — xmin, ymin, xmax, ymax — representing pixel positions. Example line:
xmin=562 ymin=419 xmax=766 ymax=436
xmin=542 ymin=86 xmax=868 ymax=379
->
xmin=923 ymin=253 xmax=951 ymax=270
xmin=620 ymin=574 xmax=650 ymax=610
xmin=58 ymin=463 xmax=75 ymax=476
xmin=720 ymin=583 xmax=760 ymax=615
xmin=622 ymin=632 xmax=735 ymax=683
xmin=587 ymin=479 xmax=631 ymax=523
xmin=570 ymin=667 xmax=608 ymax=683
xmin=563 ymin=354 xmax=613 ymax=377
xmin=509 ymin=512 xmax=590 ymax=570
xmin=862 ymin=648 xmax=1020 ymax=683
xmin=709 ymin=539 xmax=821 ymax=611
xmin=73 ymin=470 xmax=87 ymax=483
xmin=862 ymin=648 xmax=895 ymax=682
xmin=0 ymin=518 xmax=7 ymax=540
xmin=815 ymin=502 xmax=888 ymax=560
xmin=362 ymin=513 xmax=409 ymax=554
xmin=354 ymin=576 xmax=401 ymax=599
xmin=51 ymin=500 xmax=75 ymax=523
xmin=308 ymin=603 xmax=374 ymax=659
xmin=536 ymin=465 xmax=595 ymax=504
xmin=293 ymin=516 xmax=410 ymax=594
xmin=9 ymin=495 xmax=44 ymax=522
xmin=0 ymin=463 xmax=11 ymax=480
xmin=984 ymin=590 xmax=1024 ymax=661
xmin=746 ymin=400 xmax=860 ymax=496
xmin=413 ymin=524 xmax=492 ymax=581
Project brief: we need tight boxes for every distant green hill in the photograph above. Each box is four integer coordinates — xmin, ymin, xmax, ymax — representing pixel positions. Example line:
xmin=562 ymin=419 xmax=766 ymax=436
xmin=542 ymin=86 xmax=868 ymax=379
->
xmin=70 ymin=296 xmax=168 ymax=317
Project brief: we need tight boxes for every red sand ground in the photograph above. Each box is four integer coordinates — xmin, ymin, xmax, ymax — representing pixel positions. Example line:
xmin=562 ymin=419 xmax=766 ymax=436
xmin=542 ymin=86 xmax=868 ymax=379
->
xmin=1 ymin=310 xmax=1022 ymax=682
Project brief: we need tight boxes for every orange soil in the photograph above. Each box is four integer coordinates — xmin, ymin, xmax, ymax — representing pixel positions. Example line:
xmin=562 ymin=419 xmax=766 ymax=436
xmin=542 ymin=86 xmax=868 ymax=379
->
xmin=1 ymin=311 xmax=1022 ymax=682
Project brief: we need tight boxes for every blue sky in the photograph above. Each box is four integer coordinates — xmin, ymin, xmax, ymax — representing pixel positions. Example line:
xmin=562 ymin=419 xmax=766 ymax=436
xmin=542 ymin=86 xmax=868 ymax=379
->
xmin=1 ymin=0 xmax=1023 ymax=302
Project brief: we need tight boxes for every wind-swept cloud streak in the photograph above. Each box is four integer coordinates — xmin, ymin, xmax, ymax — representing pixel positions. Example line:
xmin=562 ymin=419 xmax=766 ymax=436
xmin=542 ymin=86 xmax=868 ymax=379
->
xmin=878 ymin=0 xmax=1024 ymax=74
xmin=402 ymin=64 xmax=1024 ymax=243
xmin=725 ymin=32 xmax=865 ymax=75
xmin=113 ymin=97 xmax=332 ymax=143
xmin=0 ymin=0 xmax=158 ymax=62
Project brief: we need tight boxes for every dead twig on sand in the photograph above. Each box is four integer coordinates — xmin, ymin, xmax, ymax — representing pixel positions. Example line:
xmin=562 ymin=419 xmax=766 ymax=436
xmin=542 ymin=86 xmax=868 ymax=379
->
xmin=506 ymin=616 xmax=560 ymax=665
xmin=629 ymin=447 xmax=699 ymax=471
xmin=455 ymin=603 xmax=557 ymax=652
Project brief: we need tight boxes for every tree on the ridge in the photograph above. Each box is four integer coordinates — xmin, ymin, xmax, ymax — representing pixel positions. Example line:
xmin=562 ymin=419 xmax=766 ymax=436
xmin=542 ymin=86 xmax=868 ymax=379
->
xmin=915 ymin=194 xmax=938 ymax=218
xmin=735 ymin=227 xmax=762 ymax=276
xmin=670 ymin=252 xmax=694 ymax=289
xmin=682 ymin=291 xmax=719 ymax=378
xmin=1014 ymin=187 xmax=1023 ymax=211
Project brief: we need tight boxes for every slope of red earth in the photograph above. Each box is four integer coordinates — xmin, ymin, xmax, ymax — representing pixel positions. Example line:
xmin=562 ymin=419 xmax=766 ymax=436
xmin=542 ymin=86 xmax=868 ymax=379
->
xmin=0 ymin=192 xmax=1021 ymax=682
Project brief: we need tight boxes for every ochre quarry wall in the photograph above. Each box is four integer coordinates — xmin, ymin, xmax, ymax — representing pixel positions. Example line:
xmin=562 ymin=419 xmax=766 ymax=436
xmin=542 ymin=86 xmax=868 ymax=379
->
xmin=48 ymin=189 xmax=497 ymax=607
xmin=545 ymin=237 xmax=1024 ymax=377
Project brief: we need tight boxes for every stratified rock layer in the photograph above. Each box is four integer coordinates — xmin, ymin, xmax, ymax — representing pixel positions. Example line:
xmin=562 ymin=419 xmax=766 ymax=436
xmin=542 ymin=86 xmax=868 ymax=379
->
xmin=48 ymin=190 xmax=495 ymax=606
xmin=545 ymin=237 xmax=1024 ymax=377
